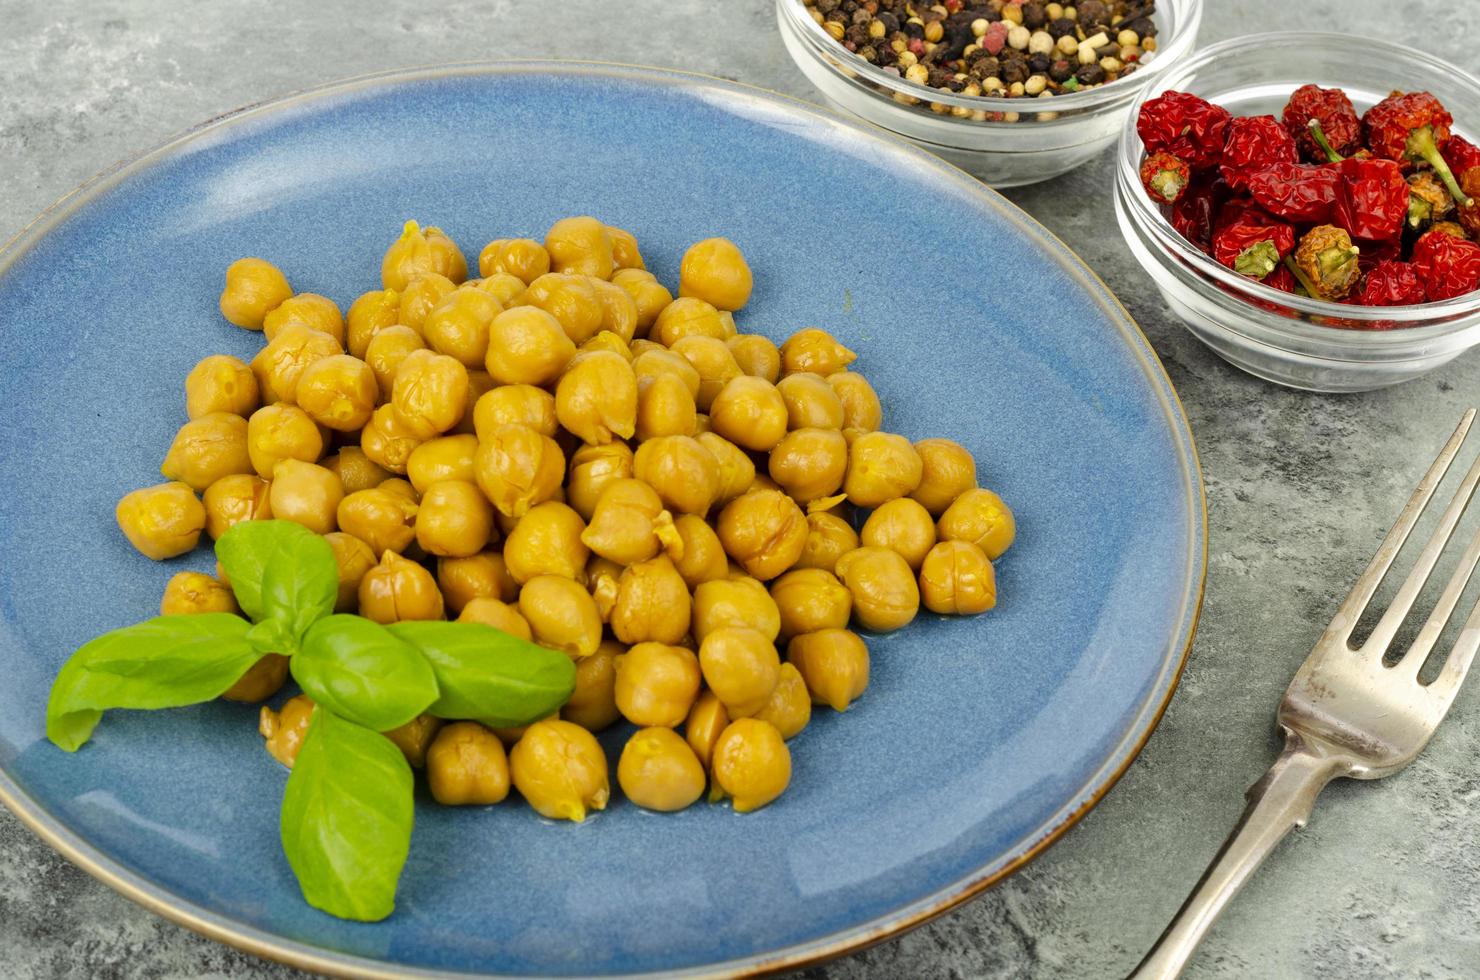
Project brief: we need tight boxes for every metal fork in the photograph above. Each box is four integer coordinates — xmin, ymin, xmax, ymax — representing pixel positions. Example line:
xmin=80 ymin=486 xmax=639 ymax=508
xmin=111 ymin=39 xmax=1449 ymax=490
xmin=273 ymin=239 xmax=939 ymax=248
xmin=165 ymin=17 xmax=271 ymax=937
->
xmin=1134 ymin=409 xmax=1480 ymax=979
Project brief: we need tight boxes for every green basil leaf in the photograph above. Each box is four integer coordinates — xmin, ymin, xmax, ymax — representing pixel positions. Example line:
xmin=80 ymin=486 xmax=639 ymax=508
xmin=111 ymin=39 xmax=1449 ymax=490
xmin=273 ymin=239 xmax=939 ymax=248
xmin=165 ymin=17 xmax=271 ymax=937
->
xmin=246 ymin=617 xmax=297 ymax=657
xmin=293 ymin=615 xmax=439 ymax=732
xmin=215 ymin=520 xmax=337 ymax=635
xmin=280 ymin=707 xmax=413 ymax=922
xmin=387 ymin=621 xmax=576 ymax=728
xmin=47 ymin=614 xmax=259 ymax=752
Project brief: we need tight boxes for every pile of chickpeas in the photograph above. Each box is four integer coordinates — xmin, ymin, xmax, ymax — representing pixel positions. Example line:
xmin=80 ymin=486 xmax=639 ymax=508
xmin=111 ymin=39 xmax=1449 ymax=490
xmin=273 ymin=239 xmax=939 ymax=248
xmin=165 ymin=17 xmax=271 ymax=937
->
xmin=119 ymin=216 xmax=1017 ymax=819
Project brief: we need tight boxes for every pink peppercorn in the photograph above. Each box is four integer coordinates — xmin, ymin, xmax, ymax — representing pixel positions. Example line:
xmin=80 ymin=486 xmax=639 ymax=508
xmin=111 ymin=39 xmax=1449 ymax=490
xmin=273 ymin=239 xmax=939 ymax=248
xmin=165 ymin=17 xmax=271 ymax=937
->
xmin=982 ymin=22 xmax=1008 ymax=55
xmin=908 ymin=38 xmax=924 ymax=55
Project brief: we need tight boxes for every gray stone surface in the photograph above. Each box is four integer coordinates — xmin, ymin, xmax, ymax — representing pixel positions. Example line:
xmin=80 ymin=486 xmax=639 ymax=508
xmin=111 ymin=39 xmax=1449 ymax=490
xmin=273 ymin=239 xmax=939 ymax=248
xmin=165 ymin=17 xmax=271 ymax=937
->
xmin=3 ymin=1 xmax=1479 ymax=977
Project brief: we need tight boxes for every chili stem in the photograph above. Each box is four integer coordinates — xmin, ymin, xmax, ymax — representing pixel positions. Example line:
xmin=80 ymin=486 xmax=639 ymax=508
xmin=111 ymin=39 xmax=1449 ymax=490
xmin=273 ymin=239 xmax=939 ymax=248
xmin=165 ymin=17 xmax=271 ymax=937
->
xmin=1283 ymin=255 xmax=1322 ymax=298
xmin=1407 ymin=125 xmax=1474 ymax=207
xmin=1307 ymin=119 xmax=1345 ymax=163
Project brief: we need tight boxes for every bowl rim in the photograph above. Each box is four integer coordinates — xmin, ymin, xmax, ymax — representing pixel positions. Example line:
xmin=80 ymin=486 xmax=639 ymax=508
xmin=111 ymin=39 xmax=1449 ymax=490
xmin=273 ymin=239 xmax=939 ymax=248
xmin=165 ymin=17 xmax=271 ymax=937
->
xmin=0 ymin=59 xmax=1207 ymax=980
xmin=775 ymin=0 xmax=1204 ymax=119
xmin=1116 ymin=30 xmax=1480 ymax=339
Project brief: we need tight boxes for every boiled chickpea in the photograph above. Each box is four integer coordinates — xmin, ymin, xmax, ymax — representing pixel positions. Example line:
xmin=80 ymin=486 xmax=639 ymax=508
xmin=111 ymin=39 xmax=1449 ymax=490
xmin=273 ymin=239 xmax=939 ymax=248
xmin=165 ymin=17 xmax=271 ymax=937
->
xmin=727 ymin=334 xmax=781 ymax=383
xmin=589 ymin=278 xmax=639 ymax=343
xmin=519 ymin=574 xmax=602 ymax=658
xmin=161 ymin=412 xmax=253 ymax=491
xmin=684 ymin=691 xmax=729 ymax=769
xmin=636 ymin=371 xmax=698 ymax=441
xmin=406 ymin=434 xmax=479 ymax=494
xmin=346 ymin=288 xmax=401 ymax=359
xmin=358 ymin=550 xmax=444 ymax=623
xmin=294 ymin=355 xmax=378 ymax=432
xmin=580 ymin=479 xmax=680 ymax=566
xmin=861 ymin=497 xmax=937 ymax=571
xmin=652 ymin=296 xmax=727 ymax=346
xmin=794 ymin=511 xmax=859 ymax=575
xmin=545 ymin=216 xmax=614 ymax=280
xmin=614 ymin=642 xmax=702 ymax=728
xmin=324 ymin=531 xmax=376 ymax=612
xmin=753 ymin=662 xmax=811 ymax=739
xmin=672 ymin=513 xmax=729 ymax=589
xmin=382 ymin=220 xmax=455 ymax=290
xmin=263 ymin=293 xmax=345 ymax=347
xmin=485 ymin=305 xmax=577 ymax=386
xmin=360 ymin=403 xmax=424 ymax=475
xmin=521 ymin=274 xmax=605 ymax=345
xmin=670 ymin=335 xmax=742 ymax=411
xmin=776 ymin=373 xmax=844 ymax=430
xmin=632 ymin=435 xmax=719 ymax=516
xmin=787 ymin=628 xmax=870 ymax=711
xmin=579 ymin=330 xmax=633 ymax=362
xmin=364 ymin=325 xmax=428 ymax=396
xmin=710 ymin=718 xmax=790 ymax=812
xmin=586 ymin=555 xmax=622 ymax=621
xmin=835 ymin=546 xmax=919 ymax=632
xmin=415 ymin=480 xmax=494 ymax=557
xmin=683 ymin=436 xmax=749 ymax=511
xmin=478 ymin=238 xmax=551 ymax=284
xmin=612 ymin=268 xmax=673 ymax=334
xmin=555 ymin=351 xmax=638 ymax=445
xmin=457 ymin=597 xmax=533 ymax=640
xmin=619 ymin=727 xmax=706 ymax=812
xmin=397 ymin=272 xmax=456 ymax=334
xmin=386 ymin=713 xmax=445 ymax=768
xmin=426 ymin=226 xmax=468 ymax=283
xmin=337 ymin=486 xmax=418 ymax=558
xmin=504 ymin=501 xmax=588 ymax=583
xmin=510 ymin=718 xmax=610 ymax=821
xmin=912 ymin=438 xmax=978 ymax=515
xmin=699 ymin=628 xmax=781 ymax=718
xmin=453 ymin=369 xmax=496 ymax=436
xmin=325 ymin=447 xmax=392 ymax=495
xmin=117 ymin=482 xmax=204 ymax=559
xmin=611 ymin=557 xmax=692 ymax=645
xmin=919 ymin=539 xmax=997 ymax=615
xmin=160 ymin=571 xmax=237 ymax=615
xmin=474 ymin=273 xmax=528 ymax=306
xmin=561 ymin=640 xmax=623 ymax=732
xmin=259 ymin=694 xmax=315 ymax=766
xmin=717 ymin=490 xmax=807 ymax=581
xmin=202 ymin=473 xmax=272 ymax=539
xmin=633 ymin=348 xmax=702 ymax=398
xmin=768 ymin=428 xmax=848 ymax=504
xmin=185 ymin=355 xmax=260 ymax=419
xmin=565 ymin=441 xmax=634 ymax=520
xmin=426 ymin=722 xmax=510 ymax=805
xmin=438 ymin=550 xmax=518 ymax=612
xmin=424 ymin=286 xmax=502 ymax=367
xmin=250 ymin=324 xmax=342 ymax=405
xmin=391 ymin=349 xmax=468 ymax=439
xmin=936 ymin=488 xmax=1016 ymax=560
xmin=474 ymin=424 xmax=565 ymax=518
xmin=225 ymin=654 xmax=291 ymax=703
xmin=379 ymin=477 xmax=420 ymax=502
xmin=606 ymin=225 xmax=645 ymax=271
xmin=244 ymin=402 xmax=331 ymax=483
xmin=844 ymin=432 xmax=922 ymax=507
xmin=268 ymin=459 xmax=344 ymax=534
xmin=780 ymin=327 xmax=857 ymax=377
xmin=692 ymin=576 xmax=781 ymax=643
xmin=769 ymin=568 xmax=852 ymax=639
xmin=219 ymin=257 xmax=292 ymax=330
xmin=473 ymin=384 xmax=558 ymax=440
xmin=709 ymin=375 xmax=788 ymax=451
xmin=827 ymin=371 xmax=882 ymax=433
xmin=678 ymin=237 xmax=752 ymax=311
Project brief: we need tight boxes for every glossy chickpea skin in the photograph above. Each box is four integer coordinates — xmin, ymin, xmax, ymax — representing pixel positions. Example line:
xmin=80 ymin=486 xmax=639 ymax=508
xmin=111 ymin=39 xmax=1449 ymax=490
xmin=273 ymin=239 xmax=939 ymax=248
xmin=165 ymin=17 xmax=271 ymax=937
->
xmin=346 ymin=288 xmax=401 ymax=359
xmin=116 ymin=482 xmax=204 ymax=559
xmin=219 ymin=257 xmax=292 ymax=330
xmin=386 ymin=714 xmax=445 ymax=768
xmin=326 ymin=447 xmax=392 ymax=495
xmin=587 ymin=555 xmax=623 ymax=621
xmin=670 ymin=336 xmax=741 ymax=413
xmin=555 ymin=351 xmax=638 ymax=445
xmin=324 ymin=531 xmax=376 ymax=612
xmin=834 ymin=547 xmax=919 ymax=632
xmin=619 ymin=727 xmax=707 ymax=812
xmin=426 ymin=722 xmax=510 ymax=806
xmin=360 ymin=404 xmax=424 ymax=475
xmin=614 ymin=642 xmax=702 ymax=728
xmin=710 ymin=718 xmax=791 ymax=813
xmin=391 ymin=349 xmax=468 ymax=440
xmin=519 ymin=574 xmax=602 ymax=658
xmin=226 ymin=654 xmax=291 ymax=703
xmin=454 ymin=370 xmax=496 ymax=435
xmin=700 ymin=627 xmax=781 ymax=718
xmin=780 ymin=327 xmax=857 ymax=377
xmin=544 ymin=216 xmax=614 ymax=280
xmin=589 ymin=278 xmax=639 ymax=343
xmin=358 ymin=550 xmax=445 ymax=624
xmin=364 ymin=325 xmax=427 ymax=395
xmin=473 ymin=384 xmax=558 ymax=441
xmin=564 ymin=442 xmax=634 ymax=520
xmin=185 ymin=355 xmax=260 ymax=419
xmin=510 ymin=719 xmax=610 ymax=822
xmin=268 ymin=459 xmax=344 ymax=535
xmin=478 ymin=238 xmax=551 ymax=285
xmin=632 ymin=348 xmax=701 ymax=399
xmin=407 ymin=434 xmax=479 ymax=494
xmin=474 ymin=424 xmax=565 ymax=518
xmin=776 ymin=373 xmax=844 ymax=431
xmin=246 ymin=404 xmax=323 ymax=479
xmin=522 ymin=274 xmax=605 ymax=345
xmin=202 ymin=474 xmax=272 ymax=539
xmin=562 ymin=640 xmax=623 ymax=732
xmin=769 ymin=568 xmax=852 ymax=639
xmin=787 ymin=629 xmax=870 ymax=711
xmin=679 ymin=237 xmax=753 ymax=311
xmin=672 ymin=513 xmax=730 ymax=588
xmin=382 ymin=220 xmax=461 ymax=291
xmin=422 ymin=287 xmax=502 ymax=368
xmin=844 ymin=432 xmax=922 ymax=508
xmin=861 ymin=497 xmax=937 ymax=571
xmin=709 ymin=376 xmax=788 ymax=452
xmin=612 ymin=268 xmax=672 ymax=334
xmin=727 ymin=334 xmax=781 ymax=383
xmin=397 ymin=273 xmax=456 ymax=334
xmin=632 ymin=435 xmax=719 ymax=516
xmin=263 ymin=293 xmax=345 ymax=347
xmin=160 ymin=571 xmax=238 ymax=615
xmin=689 ymin=433 xmax=752 ymax=508
xmin=259 ymin=694 xmax=315 ymax=766
xmin=636 ymin=371 xmax=698 ymax=441
xmin=415 ymin=480 xmax=494 ymax=558
xmin=336 ymin=487 xmax=418 ymax=558
xmin=692 ymin=576 xmax=782 ymax=643
xmin=580 ymin=479 xmax=680 ymax=566
xmin=919 ymin=540 xmax=997 ymax=615
xmin=652 ymin=296 xmax=727 ymax=347
xmin=438 ymin=551 xmax=518 ymax=612
xmin=605 ymin=225 xmax=645 ymax=270
xmin=474 ymin=273 xmax=527 ymax=306
xmin=611 ymin=557 xmax=692 ymax=645
xmin=457 ymin=597 xmax=533 ymax=640
xmin=937 ymin=488 xmax=1017 ymax=560
xmin=753 ymin=662 xmax=811 ymax=739
xmin=769 ymin=428 xmax=848 ymax=504
xmin=827 ymin=371 xmax=882 ymax=433
xmin=251 ymin=324 xmax=342 ymax=405
xmin=504 ymin=501 xmax=589 ymax=583
xmin=161 ymin=413 xmax=253 ymax=491
xmin=485 ymin=306 xmax=577 ymax=386
xmin=794 ymin=511 xmax=859 ymax=575
xmin=717 ymin=490 xmax=808 ymax=581
xmin=912 ymin=438 xmax=978 ymax=515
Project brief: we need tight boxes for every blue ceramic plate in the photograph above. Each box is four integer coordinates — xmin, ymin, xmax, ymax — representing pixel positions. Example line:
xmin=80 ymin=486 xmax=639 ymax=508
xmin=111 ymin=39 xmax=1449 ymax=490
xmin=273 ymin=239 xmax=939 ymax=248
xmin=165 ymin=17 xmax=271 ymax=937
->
xmin=0 ymin=64 xmax=1204 ymax=978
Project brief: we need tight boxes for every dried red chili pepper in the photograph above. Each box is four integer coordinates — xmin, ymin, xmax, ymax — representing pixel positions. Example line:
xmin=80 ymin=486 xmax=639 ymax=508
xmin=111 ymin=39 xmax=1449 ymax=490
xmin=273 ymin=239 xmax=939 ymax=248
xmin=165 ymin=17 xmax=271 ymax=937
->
xmin=1140 ymin=151 xmax=1192 ymax=204
xmin=1170 ymin=174 xmax=1227 ymax=253
xmin=1137 ymin=91 xmax=1232 ymax=172
xmin=1457 ymin=169 xmax=1480 ymax=238
xmin=1212 ymin=203 xmax=1296 ymax=279
xmin=1289 ymin=225 xmax=1362 ymax=301
xmin=1263 ymin=264 xmax=1296 ymax=293
xmin=1332 ymin=157 xmax=1409 ymax=241
xmin=1245 ymin=162 xmax=1340 ymax=222
xmin=1219 ymin=115 xmax=1299 ymax=192
xmin=1412 ymin=229 xmax=1480 ymax=301
xmin=1442 ymin=136 xmax=1480 ymax=180
xmin=1356 ymin=260 xmax=1427 ymax=307
xmin=1362 ymin=91 xmax=1474 ymax=206
xmin=1282 ymin=84 xmax=1363 ymax=162
xmin=1356 ymin=236 xmax=1402 ymax=276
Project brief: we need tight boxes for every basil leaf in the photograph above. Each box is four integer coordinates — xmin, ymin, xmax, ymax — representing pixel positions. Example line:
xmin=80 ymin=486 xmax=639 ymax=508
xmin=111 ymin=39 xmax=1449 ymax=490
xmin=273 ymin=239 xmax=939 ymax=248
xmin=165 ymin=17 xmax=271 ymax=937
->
xmin=47 ymin=614 xmax=259 ymax=752
xmin=246 ymin=617 xmax=297 ymax=657
xmin=280 ymin=707 xmax=413 ymax=922
xmin=293 ymin=615 xmax=439 ymax=732
xmin=216 ymin=520 xmax=337 ymax=635
xmin=388 ymin=621 xmax=576 ymax=727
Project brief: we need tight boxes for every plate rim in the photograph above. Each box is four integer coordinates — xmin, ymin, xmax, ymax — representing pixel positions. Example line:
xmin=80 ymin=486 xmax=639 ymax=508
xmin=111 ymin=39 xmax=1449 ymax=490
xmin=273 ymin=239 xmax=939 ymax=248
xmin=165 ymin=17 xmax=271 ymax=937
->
xmin=0 ymin=59 xmax=1207 ymax=980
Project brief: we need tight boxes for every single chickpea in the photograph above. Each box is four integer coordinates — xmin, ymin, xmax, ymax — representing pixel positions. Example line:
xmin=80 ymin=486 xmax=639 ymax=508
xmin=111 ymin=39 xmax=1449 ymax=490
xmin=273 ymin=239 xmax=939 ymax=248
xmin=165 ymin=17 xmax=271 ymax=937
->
xmin=397 ymin=272 xmax=457 ymax=334
xmin=835 ymin=547 xmax=920 ymax=632
xmin=161 ymin=412 xmax=253 ymax=492
xmin=618 ymin=727 xmax=707 ymax=812
xmin=684 ymin=690 xmax=729 ymax=769
xmin=185 ymin=355 xmax=260 ymax=419
xmin=219 ymin=257 xmax=292 ymax=330
xmin=726 ymin=334 xmax=781 ymax=383
xmin=752 ymin=662 xmax=811 ymax=739
xmin=679 ymin=237 xmax=753 ymax=311
xmin=544 ymin=216 xmax=615 ymax=280
xmin=672 ymin=513 xmax=730 ymax=589
xmin=652 ymin=296 xmax=727 ymax=347
xmin=716 ymin=489 xmax=808 ymax=581
xmin=474 ymin=424 xmax=566 ymax=518
xmin=415 ymin=479 xmax=494 ymax=558
xmin=776 ymin=373 xmax=845 ymax=430
xmin=201 ymin=473 xmax=272 ymax=539
xmin=426 ymin=722 xmax=510 ymax=805
xmin=474 ymin=273 xmax=528 ymax=306
xmin=861 ymin=497 xmax=938 ymax=570
xmin=636 ymin=371 xmax=698 ymax=441
xmin=710 ymin=718 xmax=791 ymax=812
xmin=612 ymin=269 xmax=674 ymax=336
xmin=504 ymin=501 xmax=589 ymax=583
xmin=324 ymin=531 xmax=376 ymax=612
xmin=606 ymin=225 xmax=646 ymax=271
xmin=518 ymin=574 xmax=603 ymax=658
xmin=385 ymin=713 xmax=445 ymax=767
xmin=391 ymin=349 xmax=469 ymax=440
xmin=268 ymin=459 xmax=344 ymax=535
xmin=632 ymin=435 xmax=720 ymax=516
xmin=589 ymin=278 xmax=640 ymax=343
xmin=406 ymin=434 xmax=479 ymax=494
xmin=614 ymin=642 xmax=702 ymax=728
xmin=382 ymin=220 xmax=464 ymax=291
xmin=522 ymin=274 xmax=605 ymax=345
xmin=794 ymin=511 xmax=860 ymax=575
xmin=336 ymin=487 xmax=418 ymax=558
xmin=457 ymin=596 xmax=533 ymax=640
xmin=263 ymin=293 xmax=345 ymax=347
xmin=484 ymin=305 xmax=577 ymax=386
xmin=259 ymin=694 xmax=315 ymax=766
xmin=226 ymin=654 xmax=291 ymax=703
xmin=919 ymin=539 xmax=998 ymax=615
xmin=611 ymin=556 xmax=692 ymax=646
xmin=912 ymin=438 xmax=978 ymax=515
xmin=359 ymin=403 xmax=424 ymax=475
xmin=699 ymin=627 xmax=781 ymax=718
xmin=250 ymin=324 xmax=342 ymax=405
xmin=787 ymin=628 xmax=870 ymax=711
xmin=692 ymin=576 xmax=782 ymax=643
xmin=769 ymin=567 xmax=852 ymax=639
xmin=424 ymin=286 xmax=502 ymax=368
xmin=325 ymin=446 xmax=392 ymax=495
xmin=586 ymin=555 xmax=623 ymax=621
xmin=844 ymin=432 xmax=923 ymax=507
xmin=295 ymin=354 xmax=378 ymax=432
xmin=780 ymin=327 xmax=857 ymax=377
xmin=438 ymin=550 xmax=519 ymax=612
xmin=509 ymin=718 xmax=610 ymax=822
xmin=346 ymin=288 xmax=402 ymax=359
xmin=580 ymin=478 xmax=681 ymax=566
xmin=357 ymin=550 xmax=445 ymax=624
xmin=768 ymin=427 xmax=849 ymax=503
xmin=364 ymin=325 xmax=428 ymax=396
xmin=826 ymin=371 xmax=883 ymax=432
xmin=562 ymin=640 xmax=623 ymax=732
xmin=160 ymin=571 xmax=238 ymax=615
xmin=709 ymin=376 xmax=789 ymax=452
xmin=555 ymin=351 xmax=638 ymax=445
xmin=564 ymin=441 xmax=635 ymax=520
xmin=473 ymin=384 xmax=558 ymax=440
xmin=116 ymin=482 xmax=205 ymax=560
xmin=632 ymin=348 xmax=702 ymax=400
xmin=670 ymin=336 xmax=743 ymax=412
xmin=937 ymin=488 xmax=1016 ymax=560
xmin=478 ymin=238 xmax=551 ymax=284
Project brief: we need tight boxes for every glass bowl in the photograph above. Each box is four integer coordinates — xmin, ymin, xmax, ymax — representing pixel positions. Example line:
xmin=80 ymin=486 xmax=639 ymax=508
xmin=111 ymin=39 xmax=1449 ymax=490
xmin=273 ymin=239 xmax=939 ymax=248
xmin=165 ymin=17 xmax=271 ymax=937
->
xmin=1115 ymin=32 xmax=1480 ymax=393
xmin=775 ymin=0 xmax=1203 ymax=187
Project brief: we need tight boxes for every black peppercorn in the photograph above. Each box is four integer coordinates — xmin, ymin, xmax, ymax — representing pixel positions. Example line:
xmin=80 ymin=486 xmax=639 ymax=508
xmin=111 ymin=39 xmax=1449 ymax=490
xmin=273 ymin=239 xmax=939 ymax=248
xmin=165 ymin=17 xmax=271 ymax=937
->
xmin=1021 ymin=1 xmax=1047 ymax=29
xmin=845 ymin=23 xmax=870 ymax=45
xmin=1048 ymin=59 xmax=1075 ymax=82
xmin=1075 ymin=63 xmax=1106 ymax=86
xmin=1028 ymin=52 xmax=1051 ymax=74
xmin=927 ymin=65 xmax=951 ymax=87
xmin=1000 ymin=50 xmax=1030 ymax=84
xmin=1124 ymin=16 xmax=1156 ymax=37
xmin=903 ymin=20 xmax=924 ymax=38
xmin=1047 ymin=17 xmax=1077 ymax=39
xmin=877 ymin=11 xmax=899 ymax=31
xmin=970 ymin=55 xmax=1001 ymax=80
xmin=817 ymin=0 xmax=840 ymax=12
xmin=1076 ymin=0 xmax=1111 ymax=30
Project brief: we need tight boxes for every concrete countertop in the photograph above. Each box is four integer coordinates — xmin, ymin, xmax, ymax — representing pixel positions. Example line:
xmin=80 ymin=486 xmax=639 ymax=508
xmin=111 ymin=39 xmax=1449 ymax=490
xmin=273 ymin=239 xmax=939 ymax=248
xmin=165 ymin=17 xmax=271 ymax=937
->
xmin=3 ymin=1 xmax=1477 ymax=976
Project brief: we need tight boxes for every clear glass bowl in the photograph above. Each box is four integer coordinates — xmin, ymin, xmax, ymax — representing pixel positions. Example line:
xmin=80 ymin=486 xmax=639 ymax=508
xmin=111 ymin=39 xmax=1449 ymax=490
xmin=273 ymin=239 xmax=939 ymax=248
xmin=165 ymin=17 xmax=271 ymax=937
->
xmin=775 ymin=0 xmax=1203 ymax=187
xmin=1115 ymin=32 xmax=1480 ymax=392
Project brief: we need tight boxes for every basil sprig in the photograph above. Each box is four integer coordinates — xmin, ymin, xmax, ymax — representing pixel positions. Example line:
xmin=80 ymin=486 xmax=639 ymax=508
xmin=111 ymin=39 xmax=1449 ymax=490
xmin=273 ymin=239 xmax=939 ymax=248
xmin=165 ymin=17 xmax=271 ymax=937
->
xmin=46 ymin=519 xmax=578 ymax=923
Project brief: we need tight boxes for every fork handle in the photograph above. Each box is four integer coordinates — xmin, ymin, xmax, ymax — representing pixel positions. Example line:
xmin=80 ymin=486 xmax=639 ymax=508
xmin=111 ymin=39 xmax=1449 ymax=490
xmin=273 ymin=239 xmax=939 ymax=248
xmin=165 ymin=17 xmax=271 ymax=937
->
xmin=1130 ymin=733 xmax=1350 ymax=980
